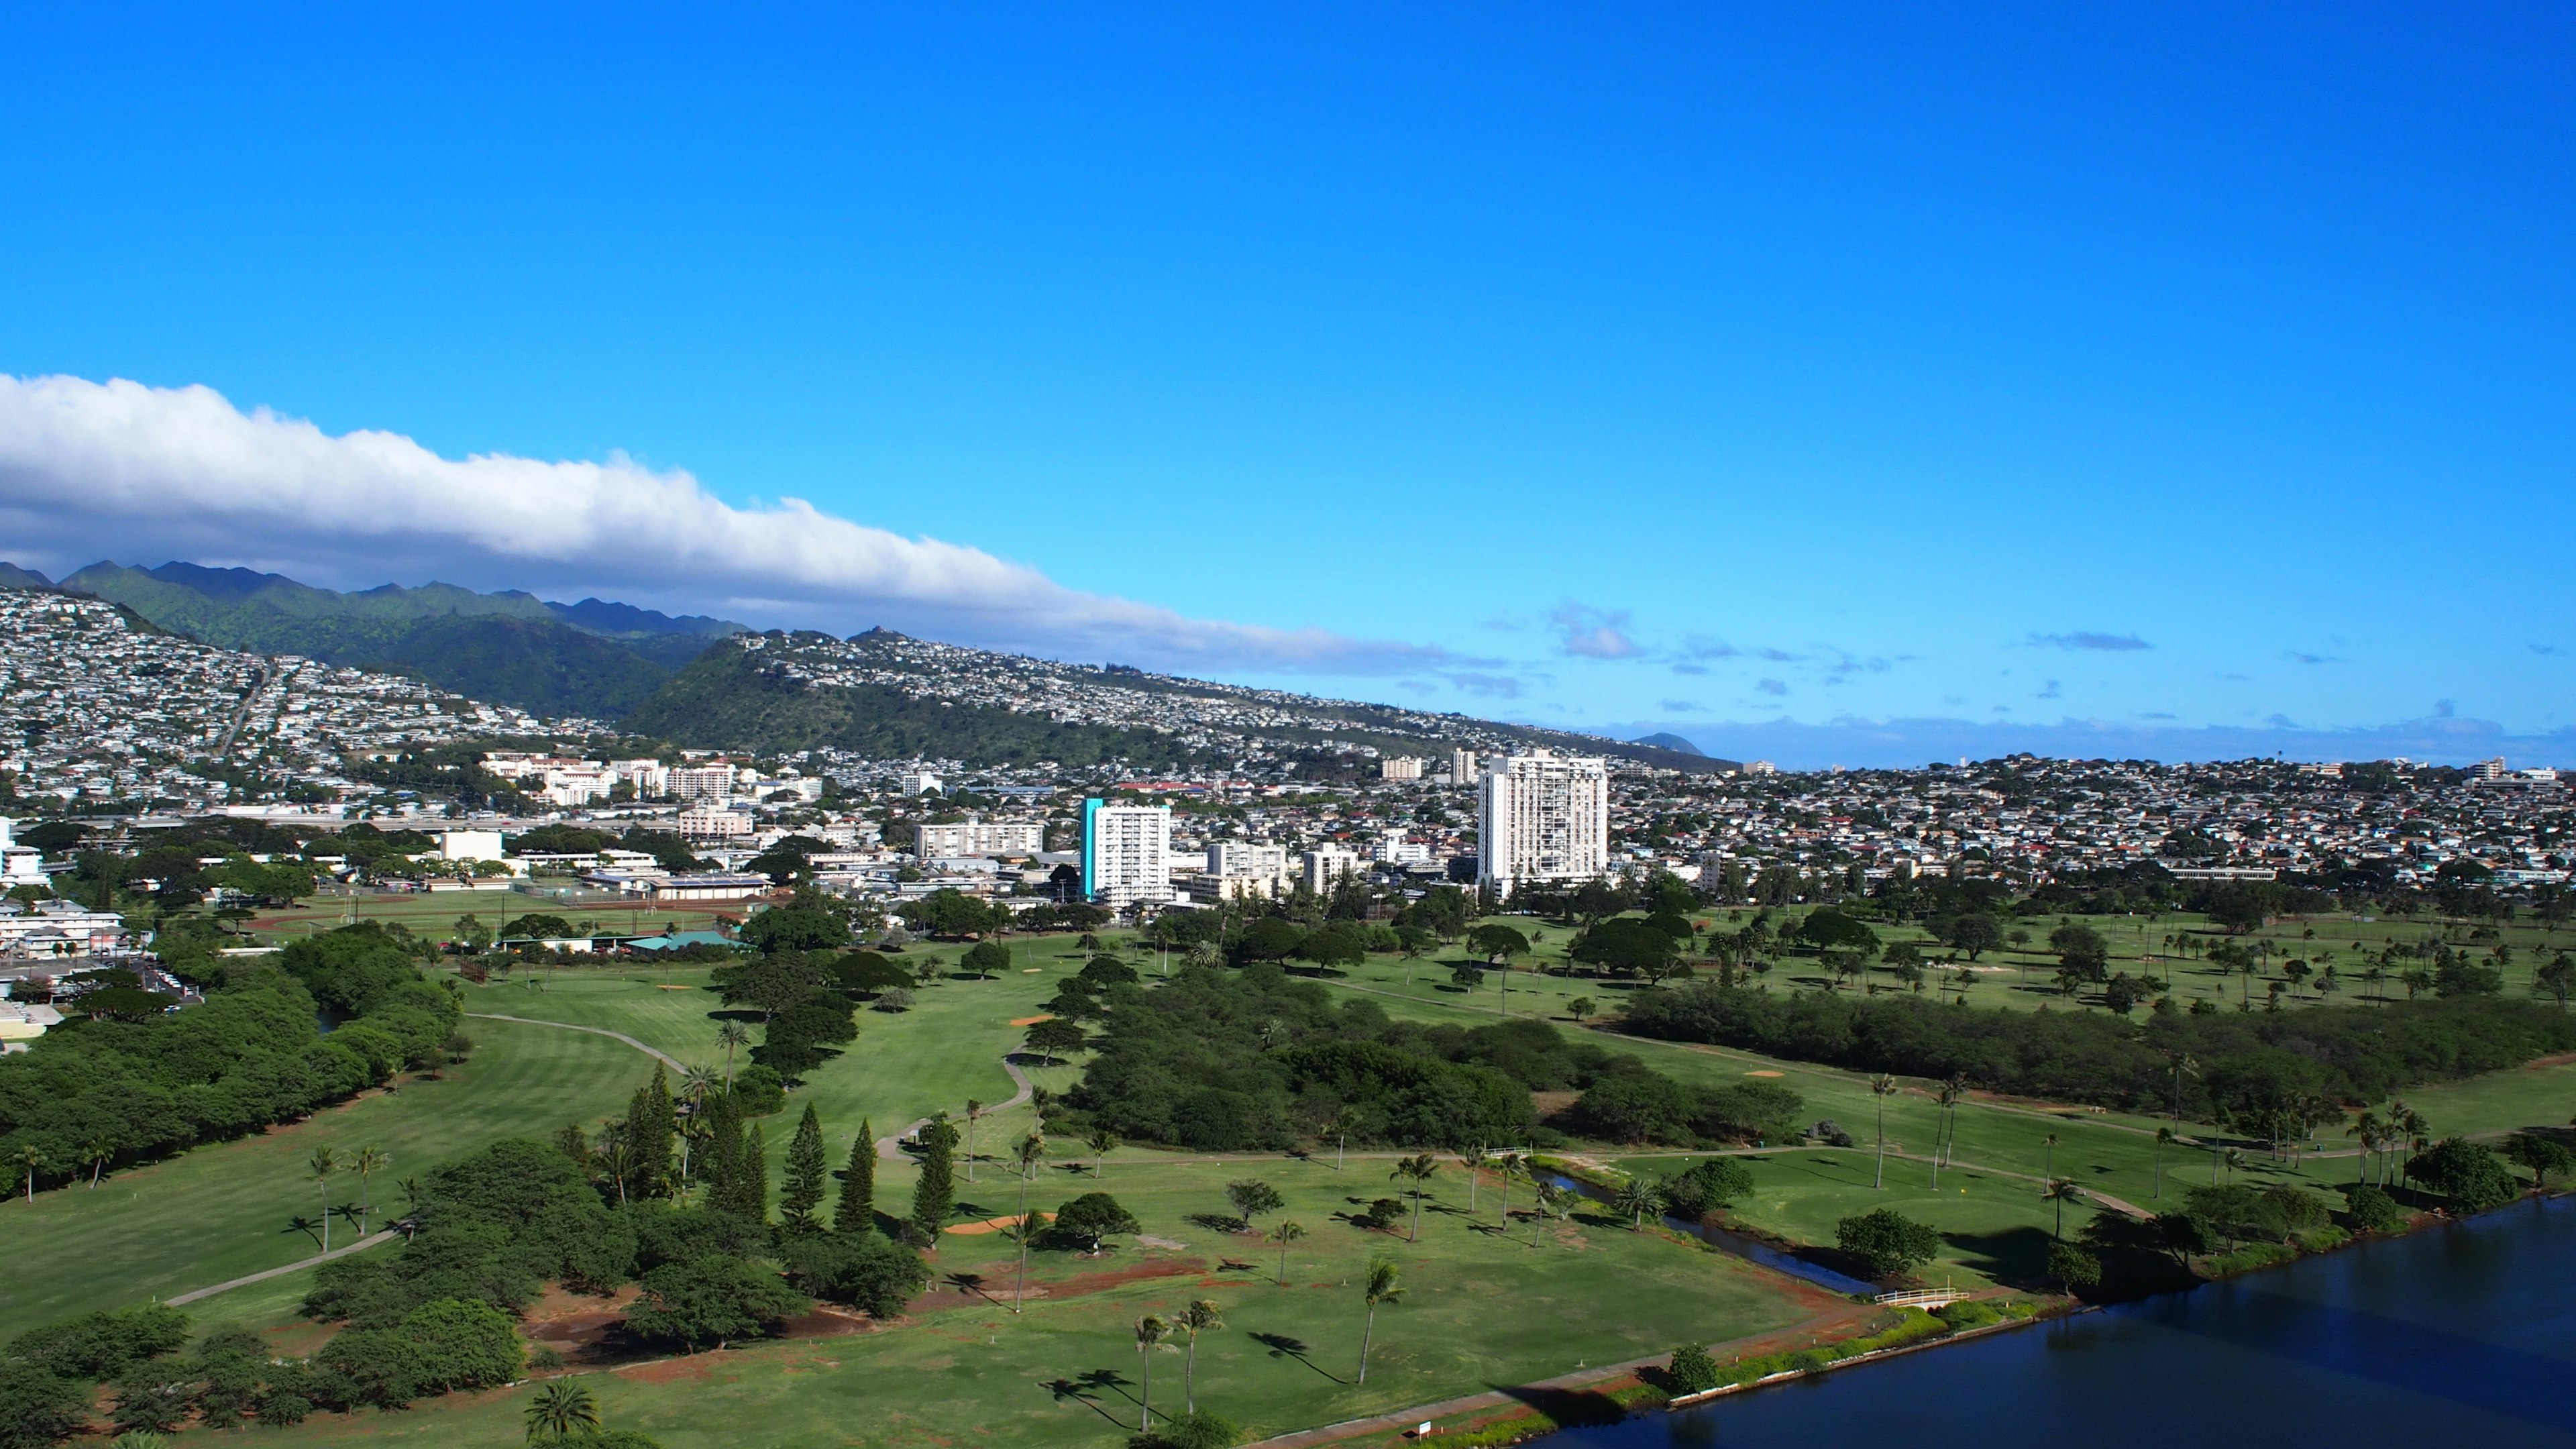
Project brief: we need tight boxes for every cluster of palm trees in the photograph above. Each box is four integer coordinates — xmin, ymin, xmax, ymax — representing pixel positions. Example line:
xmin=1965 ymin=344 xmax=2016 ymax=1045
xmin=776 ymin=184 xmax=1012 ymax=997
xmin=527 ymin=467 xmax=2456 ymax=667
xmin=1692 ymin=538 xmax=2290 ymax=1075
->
xmin=2345 ymin=1100 xmax=2430 ymax=1187
xmin=291 ymin=1144 xmax=392 ymax=1252
xmin=1376 ymin=1145 xmax=1570 ymax=1248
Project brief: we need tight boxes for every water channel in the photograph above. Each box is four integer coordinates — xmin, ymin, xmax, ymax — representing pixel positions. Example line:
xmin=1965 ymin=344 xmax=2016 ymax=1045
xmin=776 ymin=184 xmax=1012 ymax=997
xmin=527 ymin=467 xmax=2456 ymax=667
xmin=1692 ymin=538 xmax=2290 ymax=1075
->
xmin=1537 ymin=1194 xmax=2576 ymax=1448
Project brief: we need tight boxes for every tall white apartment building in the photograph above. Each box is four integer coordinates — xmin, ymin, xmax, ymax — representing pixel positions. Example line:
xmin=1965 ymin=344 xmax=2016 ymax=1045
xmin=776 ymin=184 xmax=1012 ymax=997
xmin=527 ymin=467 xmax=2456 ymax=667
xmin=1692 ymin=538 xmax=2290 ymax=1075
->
xmin=1379 ymin=756 xmax=1423 ymax=781
xmin=667 ymin=764 xmax=739 ymax=801
xmin=1301 ymin=844 xmax=1362 ymax=894
xmin=1477 ymin=750 xmax=1609 ymax=894
xmin=916 ymin=816 xmax=1046 ymax=857
xmin=1081 ymin=799 xmax=1171 ymax=911
xmin=1450 ymin=749 xmax=1479 ymax=784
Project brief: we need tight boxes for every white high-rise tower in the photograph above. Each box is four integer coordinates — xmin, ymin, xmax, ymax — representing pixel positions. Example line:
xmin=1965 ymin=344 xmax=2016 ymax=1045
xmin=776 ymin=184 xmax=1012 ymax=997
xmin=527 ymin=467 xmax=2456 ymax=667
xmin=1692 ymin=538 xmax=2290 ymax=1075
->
xmin=1476 ymin=751 xmax=1609 ymax=894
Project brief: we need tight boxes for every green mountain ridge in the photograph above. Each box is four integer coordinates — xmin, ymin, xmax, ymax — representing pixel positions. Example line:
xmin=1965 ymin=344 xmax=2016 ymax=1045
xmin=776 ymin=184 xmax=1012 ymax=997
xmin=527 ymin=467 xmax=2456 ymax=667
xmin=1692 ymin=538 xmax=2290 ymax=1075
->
xmin=12 ymin=559 xmax=1738 ymax=773
xmin=38 ymin=561 xmax=745 ymax=720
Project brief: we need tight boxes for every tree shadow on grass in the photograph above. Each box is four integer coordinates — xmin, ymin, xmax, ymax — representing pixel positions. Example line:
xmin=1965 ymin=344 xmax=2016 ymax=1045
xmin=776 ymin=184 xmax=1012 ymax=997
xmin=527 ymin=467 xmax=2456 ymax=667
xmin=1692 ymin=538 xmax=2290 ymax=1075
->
xmin=1942 ymin=1226 xmax=2054 ymax=1289
xmin=1041 ymin=1371 xmax=1134 ymax=1426
xmin=1250 ymin=1332 xmax=1344 ymax=1383
xmin=1489 ymin=1384 xmax=1629 ymax=1429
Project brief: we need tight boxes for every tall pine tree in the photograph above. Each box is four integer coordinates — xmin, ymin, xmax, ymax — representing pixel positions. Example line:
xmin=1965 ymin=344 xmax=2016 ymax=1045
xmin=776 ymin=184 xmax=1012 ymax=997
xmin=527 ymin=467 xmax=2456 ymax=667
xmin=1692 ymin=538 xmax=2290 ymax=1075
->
xmin=782 ymin=1102 xmax=828 ymax=1233
xmin=741 ymin=1124 xmax=771 ymax=1223
xmin=910 ymin=1116 xmax=959 ymax=1250
xmin=700 ymin=1088 xmax=745 ymax=1214
xmin=623 ymin=1066 xmax=678 ymax=1201
xmin=835 ymin=1119 xmax=876 ymax=1236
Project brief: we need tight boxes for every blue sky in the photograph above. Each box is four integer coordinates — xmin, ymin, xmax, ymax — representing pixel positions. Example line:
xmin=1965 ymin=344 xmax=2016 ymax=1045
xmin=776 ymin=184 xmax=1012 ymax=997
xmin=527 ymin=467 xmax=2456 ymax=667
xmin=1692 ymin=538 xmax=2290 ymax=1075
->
xmin=3 ymin=5 xmax=2572 ymax=765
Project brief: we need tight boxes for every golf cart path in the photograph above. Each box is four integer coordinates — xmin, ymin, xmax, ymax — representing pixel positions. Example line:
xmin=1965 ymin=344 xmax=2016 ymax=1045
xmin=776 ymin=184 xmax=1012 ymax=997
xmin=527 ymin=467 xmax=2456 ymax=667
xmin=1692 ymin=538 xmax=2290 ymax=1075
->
xmin=166 ymin=1230 xmax=398 ymax=1306
xmin=464 ymin=1012 xmax=686 ymax=1071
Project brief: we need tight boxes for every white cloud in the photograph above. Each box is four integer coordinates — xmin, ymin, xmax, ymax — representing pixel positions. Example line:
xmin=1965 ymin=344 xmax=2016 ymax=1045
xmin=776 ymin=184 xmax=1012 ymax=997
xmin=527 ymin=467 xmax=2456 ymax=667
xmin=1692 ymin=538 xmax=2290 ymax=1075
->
xmin=0 ymin=375 xmax=1446 ymax=673
xmin=1549 ymin=602 xmax=1640 ymax=659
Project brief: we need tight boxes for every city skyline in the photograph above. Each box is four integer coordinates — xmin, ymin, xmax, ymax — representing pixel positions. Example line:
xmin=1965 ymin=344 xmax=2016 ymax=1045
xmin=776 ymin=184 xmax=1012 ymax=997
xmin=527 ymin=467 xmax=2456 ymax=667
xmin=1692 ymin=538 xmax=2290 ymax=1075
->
xmin=5 ymin=7 xmax=2574 ymax=765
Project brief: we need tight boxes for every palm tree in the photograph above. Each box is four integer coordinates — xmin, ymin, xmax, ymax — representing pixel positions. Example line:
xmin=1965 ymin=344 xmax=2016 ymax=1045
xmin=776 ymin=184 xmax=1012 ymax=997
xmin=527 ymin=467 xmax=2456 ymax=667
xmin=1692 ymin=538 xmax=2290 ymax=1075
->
xmin=2165 ymin=1051 xmax=2200 ymax=1121
xmin=2345 ymin=1112 xmax=2382 ymax=1187
xmin=523 ymin=1379 xmax=600 ymax=1442
xmin=716 ymin=1022 xmax=749 ymax=1086
xmin=351 ymin=1146 xmax=390 ymax=1234
xmin=1332 ymin=1106 xmax=1363 ymax=1171
xmin=1870 ymin=1073 xmax=1898 ymax=1189
xmin=2045 ymin=1178 xmax=2084 ymax=1239
xmin=1176 ymin=1299 xmax=1224 ymax=1413
xmin=1356 ymin=1260 xmax=1404 ymax=1383
xmin=2041 ymin=1132 xmax=2058 ymax=1186
xmin=1267 ymin=1220 xmax=1306 ymax=1285
xmin=2152 ymin=1128 xmax=2175 ymax=1199
xmin=1531 ymin=1181 xmax=1569 ymax=1248
xmin=676 ymin=1065 xmax=718 ymax=1187
xmin=963 ymin=1098 xmax=985 ymax=1183
xmin=17 ymin=1144 xmax=49 ymax=1203
xmin=1004 ymin=1212 xmax=1041 ymax=1313
xmin=1492 ymin=1151 xmax=1525 ymax=1228
xmin=83 ymin=1135 xmax=115 ymax=1189
xmin=1014 ymin=1131 xmax=1048 ymax=1217
xmin=1087 ymin=1128 xmax=1120 ymax=1179
xmin=1389 ymin=1153 xmax=1439 ymax=1242
xmin=1455 ymin=1146 xmax=1488 ymax=1213
xmin=308 ymin=1147 xmax=339 ymax=1250
xmin=1133 ymin=1315 xmax=1173 ymax=1431
xmin=1613 ymin=1174 xmax=1663 ymax=1230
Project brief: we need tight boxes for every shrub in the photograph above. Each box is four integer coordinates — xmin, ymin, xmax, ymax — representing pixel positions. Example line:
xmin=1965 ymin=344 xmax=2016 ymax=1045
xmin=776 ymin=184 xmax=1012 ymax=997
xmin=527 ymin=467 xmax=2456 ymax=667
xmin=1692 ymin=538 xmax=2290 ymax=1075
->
xmin=5 ymin=1304 xmax=191 ymax=1382
xmin=1658 ymin=1158 xmax=1754 ymax=1219
xmin=872 ymin=987 xmax=916 ymax=1013
xmin=1128 ymin=1409 xmax=1242 ymax=1449
xmin=1665 ymin=1343 xmax=1723 ymax=1395
xmin=730 ymin=1065 xmax=788 ymax=1116
xmin=2343 ymin=1184 xmax=2404 ymax=1234
xmin=1933 ymin=1299 xmax=2000 ymax=1330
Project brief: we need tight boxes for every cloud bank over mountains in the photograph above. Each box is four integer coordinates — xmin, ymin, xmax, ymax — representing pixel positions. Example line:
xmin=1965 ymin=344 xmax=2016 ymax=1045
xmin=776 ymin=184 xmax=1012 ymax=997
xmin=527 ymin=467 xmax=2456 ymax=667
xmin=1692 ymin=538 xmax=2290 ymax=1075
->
xmin=0 ymin=374 xmax=1451 ymax=676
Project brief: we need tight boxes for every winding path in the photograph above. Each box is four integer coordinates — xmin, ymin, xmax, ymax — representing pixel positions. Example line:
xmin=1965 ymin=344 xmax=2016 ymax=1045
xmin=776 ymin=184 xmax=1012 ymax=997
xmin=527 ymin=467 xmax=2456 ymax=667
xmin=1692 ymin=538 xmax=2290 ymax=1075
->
xmin=463 ymin=1012 xmax=688 ymax=1072
xmin=875 ymin=1055 xmax=1033 ymax=1161
xmin=166 ymin=1230 xmax=398 ymax=1306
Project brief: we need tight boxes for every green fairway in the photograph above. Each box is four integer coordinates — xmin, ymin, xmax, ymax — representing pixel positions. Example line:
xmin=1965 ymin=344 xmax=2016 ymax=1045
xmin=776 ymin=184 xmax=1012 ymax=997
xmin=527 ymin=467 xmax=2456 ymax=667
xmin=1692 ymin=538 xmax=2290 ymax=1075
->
xmin=0 ymin=1016 xmax=647 ymax=1339
xmin=219 ymin=1148 xmax=1823 ymax=1449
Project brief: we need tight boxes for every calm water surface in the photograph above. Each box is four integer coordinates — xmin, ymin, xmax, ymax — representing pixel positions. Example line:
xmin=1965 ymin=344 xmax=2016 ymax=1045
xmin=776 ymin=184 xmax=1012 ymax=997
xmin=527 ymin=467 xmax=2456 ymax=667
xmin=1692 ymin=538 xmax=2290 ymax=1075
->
xmin=1542 ymin=1195 xmax=2576 ymax=1449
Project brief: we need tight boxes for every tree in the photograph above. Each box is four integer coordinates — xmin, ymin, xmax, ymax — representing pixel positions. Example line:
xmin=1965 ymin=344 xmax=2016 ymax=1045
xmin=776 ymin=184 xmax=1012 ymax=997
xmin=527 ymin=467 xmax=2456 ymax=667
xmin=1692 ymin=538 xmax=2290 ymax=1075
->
xmin=1331 ymin=1107 xmax=1362 ymax=1171
xmin=2045 ymin=1178 xmax=2086 ymax=1239
xmin=1389 ymin=1154 xmax=1439 ymax=1242
xmin=1055 ymin=1191 xmax=1141 ymax=1255
xmin=962 ymin=1097 xmax=987 ymax=1184
xmin=1014 ymin=1131 xmax=1049 ymax=1216
xmin=1088 ymin=1128 xmax=1122 ymax=1178
xmin=1 ymin=1362 xmax=96 ymax=1448
xmin=2153 ymin=1127 xmax=2176 ymax=1200
xmin=1613 ymin=1173 xmax=1664 ymax=1230
xmin=1665 ymin=1343 xmax=1723 ymax=1395
xmin=960 ymin=941 xmax=1012 ymax=977
xmin=1942 ymin=914 xmax=2003 ymax=960
xmin=1225 ymin=1179 xmax=1283 ymax=1228
xmin=2047 ymin=1240 xmax=2102 ymax=1293
xmin=780 ymin=1230 xmax=932 ymax=1318
xmin=1833 ymin=1208 xmax=1940 ymax=1278
xmin=1566 ymin=997 xmax=1595 ymax=1023
xmin=1466 ymin=924 xmax=1530 ymax=963
xmin=623 ymin=1069 xmax=677 ymax=1201
xmin=1175 ymin=1299 xmax=1224 ymax=1414
xmin=1133 ymin=1316 xmax=1174 ymax=1432
xmin=781 ymin=1103 xmax=828 ymax=1233
xmin=2506 ymin=1132 xmax=2576 ymax=1186
xmin=1267 ymin=1220 xmax=1306 ymax=1285
xmin=524 ymin=1379 xmax=601 ymax=1442
xmin=1002 ymin=1211 xmax=1043 ymax=1312
xmin=716 ymin=1022 xmax=749 ymax=1086
xmin=1356 ymin=1259 xmax=1404 ymax=1383
xmin=309 ymin=1146 xmax=339 ymax=1252
xmin=910 ymin=1118 xmax=958 ymax=1248
xmin=623 ymin=1255 xmax=810 ymax=1352
xmin=2049 ymin=924 xmax=2110 ymax=980
xmin=835 ymin=1122 xmax=876 ymax=1234
xmin=2410 ymin=1137 xmax=2520 ymax=1210
xmin=1024 ymin=1017 xmax=1089 ymax=1065
xmin=350 ymin=1145 xmax=390 ymax=1234
xmin=1869 ymin=1073 xmax=1898 ymax=1189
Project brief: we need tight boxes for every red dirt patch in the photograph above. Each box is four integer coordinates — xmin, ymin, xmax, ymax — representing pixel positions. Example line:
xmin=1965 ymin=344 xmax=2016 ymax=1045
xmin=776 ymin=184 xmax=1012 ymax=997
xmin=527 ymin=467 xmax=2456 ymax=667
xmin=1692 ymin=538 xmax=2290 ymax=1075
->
xmin=910 ymin=1256 xmax=1207 ymax=1312
xmin=617 ymin=1355 xmax=715 ymax=1385
xmin=1010 ymin=1014 xmax=1055 ymax=1026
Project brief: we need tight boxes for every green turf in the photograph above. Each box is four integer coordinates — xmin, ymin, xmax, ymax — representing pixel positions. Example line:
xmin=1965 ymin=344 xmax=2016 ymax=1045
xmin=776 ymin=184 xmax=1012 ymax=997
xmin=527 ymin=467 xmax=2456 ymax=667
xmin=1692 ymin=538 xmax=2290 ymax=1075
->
xmin=217 ymin=1150 xmax=1821 ymax=1449
xmin=0 ymin=1016 xmax=647 ymax=1339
